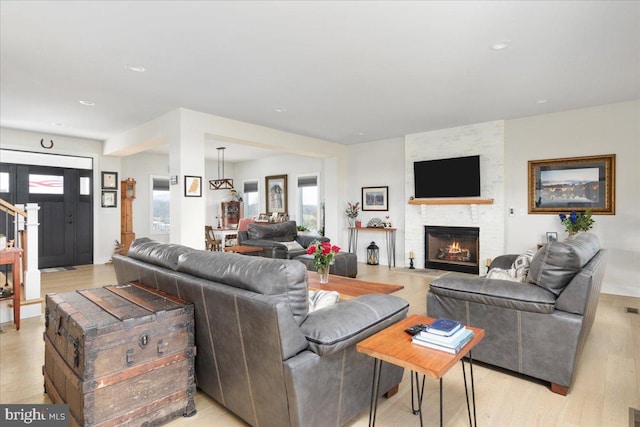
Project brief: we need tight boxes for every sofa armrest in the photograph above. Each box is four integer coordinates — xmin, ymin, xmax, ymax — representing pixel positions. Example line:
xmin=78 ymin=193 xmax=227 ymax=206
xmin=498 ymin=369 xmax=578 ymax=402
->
xmin=300 ymin=294 xmax=409 ymax=356
xmin=429 ymin=275 xmax=556 ymax=314
xmin=489 ymin=254 xmax=518 ymax=271
xmin=295 ymin=234 xmax=329 ymax=248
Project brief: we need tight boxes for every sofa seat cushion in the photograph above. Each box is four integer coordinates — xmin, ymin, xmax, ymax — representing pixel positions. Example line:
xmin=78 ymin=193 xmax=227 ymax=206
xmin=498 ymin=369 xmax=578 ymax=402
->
xmin=300 ymin=294 xmax=409 ymax=355
xmin=527 ymin=233 xmax=600 ymax=295
xmin=177 ymin=250 xmax=309 ymax=324
xmin=127 ymin=238 xmax=194 ymax=271
xmin=429 ymin=276 xmax=557 ymax=314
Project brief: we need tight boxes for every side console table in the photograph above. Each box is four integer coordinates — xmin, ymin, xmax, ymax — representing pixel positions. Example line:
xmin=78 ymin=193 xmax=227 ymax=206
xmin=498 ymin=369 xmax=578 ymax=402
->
xmin=0 ymin=247 xmax=22 ymax=330
xmin=347 ymin=227 xmax=396 ymax=269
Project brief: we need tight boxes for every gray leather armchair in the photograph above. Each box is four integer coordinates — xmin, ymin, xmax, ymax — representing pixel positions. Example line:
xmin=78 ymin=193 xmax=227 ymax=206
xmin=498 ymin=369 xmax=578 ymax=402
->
xmin=237 ymin=221 xmax=329 ymax=259
xmin=427 ymin=233 xmax=606 ymax=395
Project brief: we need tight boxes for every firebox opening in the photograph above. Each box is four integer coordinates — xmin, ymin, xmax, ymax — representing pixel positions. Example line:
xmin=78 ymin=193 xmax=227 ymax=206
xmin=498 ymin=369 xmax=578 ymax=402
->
xmin=424 ymin=226 xmax=480 ymax=274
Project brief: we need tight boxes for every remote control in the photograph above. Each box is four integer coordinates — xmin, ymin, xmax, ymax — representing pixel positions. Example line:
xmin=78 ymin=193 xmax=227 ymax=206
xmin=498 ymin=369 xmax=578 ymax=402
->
xmin=405 ymin=324 xmax=427 ymax=336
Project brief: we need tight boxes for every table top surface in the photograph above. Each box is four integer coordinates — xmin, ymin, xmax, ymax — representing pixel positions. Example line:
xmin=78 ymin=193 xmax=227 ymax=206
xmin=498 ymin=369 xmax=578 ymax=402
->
xmin=356 ymin=314 xmax=485 ymax=379
xmin=307 ymin=271 xmax=403 ymax=299
xmin=224 ymin=245 xmax=262 ymax=254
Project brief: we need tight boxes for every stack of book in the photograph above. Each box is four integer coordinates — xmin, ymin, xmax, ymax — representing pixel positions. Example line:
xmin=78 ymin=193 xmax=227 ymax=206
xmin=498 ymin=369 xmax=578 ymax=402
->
xmin=412 ymin=318 xmax=474 ymax=354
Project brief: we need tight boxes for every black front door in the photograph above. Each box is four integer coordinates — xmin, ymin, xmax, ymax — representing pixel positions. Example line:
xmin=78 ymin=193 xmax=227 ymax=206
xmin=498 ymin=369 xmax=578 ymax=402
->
xmin=7 ymin=164 xmax=94 ymax=268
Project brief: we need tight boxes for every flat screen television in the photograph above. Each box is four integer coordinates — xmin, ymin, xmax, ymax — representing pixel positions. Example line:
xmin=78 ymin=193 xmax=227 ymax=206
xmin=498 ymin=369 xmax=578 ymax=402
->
xmin=414 ymin=155 xmax=481 ymax=198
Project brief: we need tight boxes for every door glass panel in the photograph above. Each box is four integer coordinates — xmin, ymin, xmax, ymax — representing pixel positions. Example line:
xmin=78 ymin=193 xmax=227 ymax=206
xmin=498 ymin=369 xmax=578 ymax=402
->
xmin=29 ymin=174 xmax=63 ymax=194
xmin=79 ymin=177 xmax=91 ymax=195
xmin=0 ymin=172 xmax=8 ymax=193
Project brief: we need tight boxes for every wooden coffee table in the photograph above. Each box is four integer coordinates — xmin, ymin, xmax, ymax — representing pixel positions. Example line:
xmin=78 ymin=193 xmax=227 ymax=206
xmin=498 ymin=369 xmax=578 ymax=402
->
xmin=306 ymin=271 xmax=403 ymax=300
xmin=224 ymin=245 xmax=262 ymax=255
xmin=357 ymin=314 xmax=485 ymax=427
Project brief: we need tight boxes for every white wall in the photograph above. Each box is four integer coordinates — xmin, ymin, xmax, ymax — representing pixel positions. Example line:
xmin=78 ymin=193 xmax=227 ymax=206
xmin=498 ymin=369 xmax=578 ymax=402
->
xmin=504 ymin=100 xmax=640 ymax=297
xmin=346 ymin=138 xmax=406 ymax=266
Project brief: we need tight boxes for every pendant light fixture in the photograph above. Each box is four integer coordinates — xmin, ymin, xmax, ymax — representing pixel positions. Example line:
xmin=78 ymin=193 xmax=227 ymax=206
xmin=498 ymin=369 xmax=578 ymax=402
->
xmin=209 ymin=147 xmax=234 ymax=190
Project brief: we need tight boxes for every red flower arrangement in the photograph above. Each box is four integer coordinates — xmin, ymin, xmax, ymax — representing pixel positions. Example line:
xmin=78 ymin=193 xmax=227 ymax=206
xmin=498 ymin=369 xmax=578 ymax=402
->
xmin=306 ymin=241 xmax=341 ymax=271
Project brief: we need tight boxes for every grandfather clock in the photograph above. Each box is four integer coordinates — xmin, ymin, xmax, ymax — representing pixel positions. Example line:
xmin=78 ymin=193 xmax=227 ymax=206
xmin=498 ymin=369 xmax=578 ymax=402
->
xmin=120 ymin=178 xmax=136 ymax=255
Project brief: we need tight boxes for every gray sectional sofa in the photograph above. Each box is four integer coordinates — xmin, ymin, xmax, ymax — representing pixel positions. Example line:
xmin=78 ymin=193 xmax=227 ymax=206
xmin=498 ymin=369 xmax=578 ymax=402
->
xmin=427 ymin=232 xmax=607 ymax=395
xmin=113 ymin=238 xmax=408 ymax=427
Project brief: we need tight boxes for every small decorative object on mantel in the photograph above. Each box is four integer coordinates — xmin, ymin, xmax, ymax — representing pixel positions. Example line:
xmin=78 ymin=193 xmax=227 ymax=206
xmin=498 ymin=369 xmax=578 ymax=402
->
xmin=367 ymin=217 xmax=384 ymax=228
xmin=384 ymin=216 xmax=392 ymax=228
xmin=559 ymin=209 xmax=594 ymax=237
xmin=306 ymin=241 xmax=341 ymax=284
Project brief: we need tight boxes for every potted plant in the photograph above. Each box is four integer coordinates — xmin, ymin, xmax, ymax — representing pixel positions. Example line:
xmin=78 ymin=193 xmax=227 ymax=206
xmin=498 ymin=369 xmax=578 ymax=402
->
xmin=559 ymin=209 xmax=594 ymax=236
xmin=345 ymin=201 xmax=360 ymax=227
xmin=306 ymin=241 xmax=341 ymax=284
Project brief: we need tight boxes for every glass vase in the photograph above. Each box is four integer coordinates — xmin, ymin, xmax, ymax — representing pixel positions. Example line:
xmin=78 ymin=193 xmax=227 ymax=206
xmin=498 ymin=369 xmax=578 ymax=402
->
xmin=317 ymin=266 xmax=329 ymax=284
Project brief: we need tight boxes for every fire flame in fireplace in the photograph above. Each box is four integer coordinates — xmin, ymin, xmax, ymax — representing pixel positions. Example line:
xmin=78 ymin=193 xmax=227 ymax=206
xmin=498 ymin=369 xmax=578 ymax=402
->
xmin=438 ymin=240 xmax=471 ymax=261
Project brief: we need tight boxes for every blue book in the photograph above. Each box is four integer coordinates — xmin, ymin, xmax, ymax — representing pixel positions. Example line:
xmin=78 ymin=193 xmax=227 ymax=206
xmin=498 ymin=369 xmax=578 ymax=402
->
xmin=424 ymin=318 xmax=462 ymax=337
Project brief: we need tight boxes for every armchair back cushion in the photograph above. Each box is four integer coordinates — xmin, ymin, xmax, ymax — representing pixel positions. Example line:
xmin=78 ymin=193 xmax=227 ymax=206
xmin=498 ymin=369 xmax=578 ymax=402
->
xmin=527 ymin=233 xmax=600 ymax=295
xmin=247 ymin=221 xmax=297 ymax=242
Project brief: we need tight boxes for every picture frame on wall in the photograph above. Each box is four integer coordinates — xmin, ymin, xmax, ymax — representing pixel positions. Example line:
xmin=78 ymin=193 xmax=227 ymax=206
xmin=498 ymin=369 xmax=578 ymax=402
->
xmin=528 ymin=154 xmax=615 ymax=214
xmin=362 ymin=186 xmax=389 ymax=211
xmin=101 ymin=171 xmax=118 ymax=189
xmin=184 ymin=175 xmax=202 ymax=197
xmin=265 ymin=174 xmax=288 ymax=215
xmin=101 ymin=190 xmax=117 ymax=208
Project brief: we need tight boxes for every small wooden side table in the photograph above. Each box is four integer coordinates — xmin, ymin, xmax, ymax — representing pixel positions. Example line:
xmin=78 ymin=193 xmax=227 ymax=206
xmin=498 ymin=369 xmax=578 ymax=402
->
xmin=0 ymin=248 xmax=22 ymax=330
xmin=357 ymin=314 xmax=485 ymax=427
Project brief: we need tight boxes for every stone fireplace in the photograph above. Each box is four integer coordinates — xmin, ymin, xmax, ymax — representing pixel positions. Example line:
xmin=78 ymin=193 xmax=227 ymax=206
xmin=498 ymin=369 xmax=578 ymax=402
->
xmin=424 ymin=226 xmax=479 ymax=274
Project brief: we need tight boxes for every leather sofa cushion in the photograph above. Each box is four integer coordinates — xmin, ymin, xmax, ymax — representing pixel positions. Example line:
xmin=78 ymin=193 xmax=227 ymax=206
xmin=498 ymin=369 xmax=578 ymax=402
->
xmin=247 ymin=221 xmax=297 ymax=242
xmin=177 ymin=250 xmax=310 ymax=324
xmin=300 ymin=294 xmax=409 ymax=355
xmin=527 ymin=233 xmax=600 ymax=295
xmin=127 ymin=238 xmax=194 ymax=271
xmin=429 ymin=276 xmax=557 ymax=314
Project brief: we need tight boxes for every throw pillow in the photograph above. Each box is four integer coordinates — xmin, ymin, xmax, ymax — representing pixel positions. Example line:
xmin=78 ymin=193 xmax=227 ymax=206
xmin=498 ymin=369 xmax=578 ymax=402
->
xmin=512 ymin=249 xmax=535 ymax=282
xmin=486 ymin=268 xmax=519 ymax=281
xmin=279 ymin=241 xmax=304 ymax=252
xmin=308 ymin=290 xmax=340 ymax=312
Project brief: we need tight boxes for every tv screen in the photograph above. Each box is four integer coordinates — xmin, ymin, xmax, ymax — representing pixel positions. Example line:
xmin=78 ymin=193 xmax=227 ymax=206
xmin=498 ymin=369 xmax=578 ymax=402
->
xmin=414 ymin=155 xmax=481 ymax=198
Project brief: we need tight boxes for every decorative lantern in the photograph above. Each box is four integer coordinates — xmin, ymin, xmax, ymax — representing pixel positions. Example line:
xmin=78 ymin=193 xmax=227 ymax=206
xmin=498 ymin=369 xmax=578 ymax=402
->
xmin=367 ymin=241 xmax=379 ymax=265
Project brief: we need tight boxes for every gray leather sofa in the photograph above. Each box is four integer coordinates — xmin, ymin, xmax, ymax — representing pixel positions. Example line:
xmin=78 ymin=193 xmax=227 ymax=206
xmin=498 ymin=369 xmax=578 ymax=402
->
xmin=427 ymin=233 xmax=606 ymax=395
xmin=113 ymin=238 xmax=408 ymax=426
xmin=237 ymin=221 xmax=329 ymax=259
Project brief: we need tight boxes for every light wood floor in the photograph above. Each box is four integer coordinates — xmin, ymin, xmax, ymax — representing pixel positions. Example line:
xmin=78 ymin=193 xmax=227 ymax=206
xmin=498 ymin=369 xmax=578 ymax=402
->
xmin=1 ymin=263 xmax=638 ymax=426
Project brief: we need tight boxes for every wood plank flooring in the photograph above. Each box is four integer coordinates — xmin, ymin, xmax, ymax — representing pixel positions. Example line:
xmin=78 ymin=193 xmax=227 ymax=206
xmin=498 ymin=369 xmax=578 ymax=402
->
xmin=1 ymin=263 xmax=638 ymax=426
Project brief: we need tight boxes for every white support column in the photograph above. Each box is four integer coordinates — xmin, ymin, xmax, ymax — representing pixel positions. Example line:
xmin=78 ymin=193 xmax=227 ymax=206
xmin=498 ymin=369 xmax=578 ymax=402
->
xmin=20 ymin=203 xmax=42 ymax=319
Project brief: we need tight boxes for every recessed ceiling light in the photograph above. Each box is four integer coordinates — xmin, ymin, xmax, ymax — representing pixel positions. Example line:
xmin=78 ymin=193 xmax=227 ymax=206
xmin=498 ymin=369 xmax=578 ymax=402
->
xmin=79 ymin=100 xmax=95 ymax=106
xmin=52 ymin=122 xmax=64 ymax=126
xmin=537 ymin=99 xmax=549 ymax=104
xmin=357 ymin=132 xmax=365 ymax=136
xmin=125 ymin=64 xmax=146 ymax=73
xmin=275 ymin=108 xmax=287 ymax=113
xmin=490 ymin=40 xmax=511 ymax=50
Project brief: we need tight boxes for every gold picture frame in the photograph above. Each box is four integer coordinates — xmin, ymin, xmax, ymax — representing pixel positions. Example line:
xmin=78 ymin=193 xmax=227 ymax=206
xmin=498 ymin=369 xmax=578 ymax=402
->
xmin=528 ymin=154 xmax=615 ymax=214
xmin=265 ymin=174 xmax=287 ymax=215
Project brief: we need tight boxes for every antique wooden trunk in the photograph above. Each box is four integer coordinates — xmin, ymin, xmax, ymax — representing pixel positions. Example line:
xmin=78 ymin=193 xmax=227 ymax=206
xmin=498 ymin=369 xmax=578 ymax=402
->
xmin=43 ymin=282 xmax=196 ymax=427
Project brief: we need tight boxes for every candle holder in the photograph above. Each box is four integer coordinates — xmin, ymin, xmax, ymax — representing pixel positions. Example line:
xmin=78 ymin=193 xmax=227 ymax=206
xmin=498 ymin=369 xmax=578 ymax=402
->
xmin=409 ymin=257 xmax=415 ymax=270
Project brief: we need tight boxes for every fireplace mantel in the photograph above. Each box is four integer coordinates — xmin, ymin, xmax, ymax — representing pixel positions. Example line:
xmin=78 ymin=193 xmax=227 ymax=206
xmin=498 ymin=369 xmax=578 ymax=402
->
xmin=408 ymin=198 xmax=494 ymax=205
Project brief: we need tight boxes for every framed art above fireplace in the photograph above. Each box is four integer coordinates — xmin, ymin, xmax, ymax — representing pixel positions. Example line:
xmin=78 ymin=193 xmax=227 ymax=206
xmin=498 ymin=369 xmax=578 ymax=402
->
xmin=528 ymin=154 xmax=615 ymax=214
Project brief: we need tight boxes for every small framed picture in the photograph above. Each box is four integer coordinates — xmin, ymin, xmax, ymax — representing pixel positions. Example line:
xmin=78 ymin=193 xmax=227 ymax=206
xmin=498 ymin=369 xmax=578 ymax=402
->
xmin=101 ymin=171 xmax=118 ymax=189
xmin=184 ymin=175 xmax=202 ymax=197
xmin=101 ymin=190 xmax=117 ymax=208
xmin=546 ymin=232 xmax=558 ymax=243
xmin=362 ymin=186 xmax=389 ymax=211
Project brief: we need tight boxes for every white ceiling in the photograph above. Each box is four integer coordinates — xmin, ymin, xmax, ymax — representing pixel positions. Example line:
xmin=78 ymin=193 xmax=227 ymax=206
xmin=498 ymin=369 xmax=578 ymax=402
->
xmin=1 ymin=1 xmax=638 ymax=161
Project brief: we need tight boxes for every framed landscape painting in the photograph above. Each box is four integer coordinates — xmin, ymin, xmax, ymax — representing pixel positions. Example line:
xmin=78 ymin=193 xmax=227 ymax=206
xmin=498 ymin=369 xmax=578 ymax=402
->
xmin=528 ymin=154 xmax=615 ymax=214
xmin=362 ymin=186 xmax=388 ymax=211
